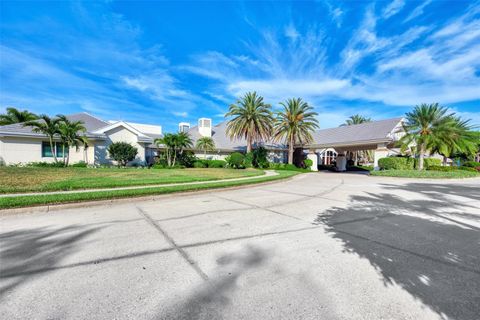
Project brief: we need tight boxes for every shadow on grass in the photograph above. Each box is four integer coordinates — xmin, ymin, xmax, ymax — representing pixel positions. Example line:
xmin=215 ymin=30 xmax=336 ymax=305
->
xmin=159 ymin=244 xmax=270 ymax=320
xmin=315 ymin=183 xmax=480 ymax=320
xmin=0 ymin=225 xmax=100 ymax=297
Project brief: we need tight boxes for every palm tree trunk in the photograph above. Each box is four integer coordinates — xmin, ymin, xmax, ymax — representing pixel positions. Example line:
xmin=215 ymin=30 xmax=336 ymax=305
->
xmin=62 ymin=144 xmax=67 ymax=167
xmin=288 ymin=136 xmax=294 ymax=164
xmin=204 ymin=149 xmax=206 ymax=159
xmin=246 ymin=133 xmax=252 ymax=153
xmin=418 ymin=143 xmax=426 ymax=170
xmin=49 ymin=137 xmax=58 ymax=163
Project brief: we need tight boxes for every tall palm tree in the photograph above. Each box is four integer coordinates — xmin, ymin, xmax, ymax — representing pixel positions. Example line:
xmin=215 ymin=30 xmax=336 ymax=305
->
xmin=274 ymin=98 xmax=319 ymax=164
xmin=399 ymin=103 xmax=460 ymax=170
xmin=341 ymin=114 xmax=372 ymax=165
xmin=196 ymin=136 xmax=216 ymax=159
xmin=24 ymin=115 xmax=61 ymax=163
xmin=0 ymin=107 xmax=38 ymax=125
xmin=225 ymin=92 xmax=273 ymax=153
xmin=57 ymin=115 xmax=87 ymax=166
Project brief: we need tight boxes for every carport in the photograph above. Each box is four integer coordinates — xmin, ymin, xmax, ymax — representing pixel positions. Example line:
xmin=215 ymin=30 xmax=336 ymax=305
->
xmin=303 ymin=118 xmax=404 ymax=171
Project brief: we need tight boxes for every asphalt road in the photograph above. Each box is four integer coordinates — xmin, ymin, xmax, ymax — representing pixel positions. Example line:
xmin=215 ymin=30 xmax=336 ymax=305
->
xmin=1 ymin=173 xmax=479 ymax=320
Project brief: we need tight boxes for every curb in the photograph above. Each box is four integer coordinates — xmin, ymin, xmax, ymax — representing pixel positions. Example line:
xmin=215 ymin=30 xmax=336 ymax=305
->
xmin=0 ymin=174 xmax=300 ymax=216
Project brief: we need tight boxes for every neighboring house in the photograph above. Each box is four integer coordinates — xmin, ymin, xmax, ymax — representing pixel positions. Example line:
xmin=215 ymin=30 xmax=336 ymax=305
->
xmin=303 ymin=118 xmax=406 ymax=170
xmin=0 ymin=113 xmax=162 ymax=166
xmin=177 ymin=118 xmax=289 ymax=163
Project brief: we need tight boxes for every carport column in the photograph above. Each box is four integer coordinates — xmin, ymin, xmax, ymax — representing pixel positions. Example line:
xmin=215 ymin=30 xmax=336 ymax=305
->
xmin=373 ymin=143 xmax=389 ymax=171
xmin=307 ymin=150 xmax=318 ymax=171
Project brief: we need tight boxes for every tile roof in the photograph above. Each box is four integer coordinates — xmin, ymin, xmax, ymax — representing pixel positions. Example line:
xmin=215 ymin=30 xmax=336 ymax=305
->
xmin=309 ymin=117 xmax=403 ymax=147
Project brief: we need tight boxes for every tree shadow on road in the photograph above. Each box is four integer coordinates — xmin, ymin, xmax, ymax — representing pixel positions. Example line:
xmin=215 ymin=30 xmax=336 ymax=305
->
xmin=159 ymin=244 xmax=270 ymax=320
xmin=0 ymin=225 xmax=100 ymax=297
xmin=315 ymin=187 xmax=480 ymax=320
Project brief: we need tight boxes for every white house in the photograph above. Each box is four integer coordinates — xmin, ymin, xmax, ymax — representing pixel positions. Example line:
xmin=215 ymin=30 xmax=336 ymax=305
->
xmin=0 ymin=112 xmax=408 ymax=169
xmin=0 ymin=113 xmax=162 ymax=166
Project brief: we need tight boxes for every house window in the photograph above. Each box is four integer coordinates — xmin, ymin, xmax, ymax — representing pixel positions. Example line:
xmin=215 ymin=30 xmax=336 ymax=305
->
xmin=42 ymin=142 xmax=54 ymax=157
xmin=56 ymin=143 xmax=69 ymax=157
xmin=41 ymin=142 xmax=69 ymax=158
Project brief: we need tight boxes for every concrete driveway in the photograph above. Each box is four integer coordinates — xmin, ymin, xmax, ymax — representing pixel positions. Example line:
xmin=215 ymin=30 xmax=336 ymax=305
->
xmin=1 ymin=173 xmax=479 ymax=320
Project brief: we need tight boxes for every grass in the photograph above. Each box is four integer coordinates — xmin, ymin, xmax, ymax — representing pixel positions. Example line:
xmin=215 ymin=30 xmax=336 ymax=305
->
xmin=370 ymin=169 xmax=480 ymax=179
xmin=0 ymin=170 xmax=299 ymax=209
xmin=0 ymin=167 xmax=262 ymax=193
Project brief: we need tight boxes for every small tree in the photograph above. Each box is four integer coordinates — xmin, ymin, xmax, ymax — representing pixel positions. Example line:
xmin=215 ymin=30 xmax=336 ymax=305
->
xmin=226 ymin=152 xmax=245 ymax=169
xmin=196 ymin=136 xmax=215 ymax=159
xmin=107 ymin=142 xmax=138 ymax=167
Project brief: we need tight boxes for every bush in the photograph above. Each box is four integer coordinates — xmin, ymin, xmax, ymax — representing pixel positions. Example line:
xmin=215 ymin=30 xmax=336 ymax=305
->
xmin=25 ymin=161 xmax=65 ymax=168
xmin=463 ymin=161 xmax=480 ymax=168
xmin=226 ymin=152 xmax=245 ymax=169
xmin=304 ymin=159 xmax=313 ymax=168
xmin=193 ymin=161 xmax=207 ymax=168
xmin=152 ymin=163 xmax=167 ymax=169
xmin=177 ymin=151 xmax=197 ymax=168
xmin=70 ymin=161 xmax=87 ymax=168
xmin=252 ymin=147 xmax=269 ymax=168
xmin=205 ymin=160 xmax=227 ymax=168
xmin=378 ymin=157 xmax=415 ymax=170
xmin=107 ymin=142 xmax=138 ymax=167
xmin=427 ymin=165 xmax=478 ymax=172
xmin=423 ymin=158 xmax=442 ymax=168
xmin=244 ymin=152 xmax=254 ymax=168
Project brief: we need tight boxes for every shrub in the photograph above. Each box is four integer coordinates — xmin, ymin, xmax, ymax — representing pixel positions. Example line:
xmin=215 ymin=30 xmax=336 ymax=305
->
xmin=427 ymin=165 xmax=478 ymax=172
xmin=226 ymin=152 xmax=245 ymax=169
xmin=70 ymin=161 xmax=87 ymax=168
xmin=304 ymin=159 xmax=313 ymax=168
xmin=378 ymin=157 xmax=414 ymax=170
xmin=252 ymin=147 xmax=269 ymax=168
xmin=244 ymin=152 xmax=254 ymax=168
xmin=423 ymin=158 xmax=442 ymax=168
xmin=107 ymin=142 xmax=138 ymax=167
xmin=193 ymin=161 xmax=207 ymax=168
xmin=26 ymin=161 xmax=65 ymax=168
xmin=177 ymin=151 xmax=197 ymax=168
xmin=205 ymin=160 xmax=227 ymax=168
xmin=152 ymin=163 xmax=167 ymax=169
xmin=463 ymin=161 xmax=480 ymax=168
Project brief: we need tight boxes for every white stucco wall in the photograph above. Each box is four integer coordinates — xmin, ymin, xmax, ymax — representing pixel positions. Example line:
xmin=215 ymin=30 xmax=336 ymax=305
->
xmin=0 ymin=136 xmax=95 ymax=165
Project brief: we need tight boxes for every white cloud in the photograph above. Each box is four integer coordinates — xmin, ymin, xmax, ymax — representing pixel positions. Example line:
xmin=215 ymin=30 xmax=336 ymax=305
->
xmin=172 ymin=111 xmax=188 ymax=117
xmin=284 ymin=24 xmax=300 ymax=41
xmin=382 ymin=0 xmax=405 ymax=19
xmin=404 ymin=0 xmax=433 ymax=23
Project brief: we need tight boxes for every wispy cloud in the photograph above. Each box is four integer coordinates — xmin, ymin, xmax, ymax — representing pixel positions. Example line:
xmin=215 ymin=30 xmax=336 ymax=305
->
xmin=404 ymin=0 xmax=433 ymax=23
xmin=382 ymin=0 xmax=405 ymax=19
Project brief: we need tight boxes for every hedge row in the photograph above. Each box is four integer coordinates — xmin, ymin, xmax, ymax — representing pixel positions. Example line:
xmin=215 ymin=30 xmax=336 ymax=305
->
xmin=378 ymin=157 xmax=442 ymax=170
xmin=427 ymin=165 xmax=479 ymax=172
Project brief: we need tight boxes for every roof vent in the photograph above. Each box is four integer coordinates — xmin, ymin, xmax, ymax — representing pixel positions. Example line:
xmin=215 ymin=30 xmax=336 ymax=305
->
xmin=198 ymin=118 xmax=212 ymax=137
xmin=179 ymin=122 xmax=190 ymax=133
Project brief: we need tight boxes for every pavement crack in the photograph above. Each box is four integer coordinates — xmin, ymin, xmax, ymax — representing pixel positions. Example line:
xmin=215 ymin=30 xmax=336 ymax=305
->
xmin=136 ymin=206 xmax=209 ymax=281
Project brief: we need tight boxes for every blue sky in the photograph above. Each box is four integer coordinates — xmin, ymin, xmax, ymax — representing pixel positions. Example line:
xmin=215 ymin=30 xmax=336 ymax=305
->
xmin=1 ymin=0 xmax=479 ymax=132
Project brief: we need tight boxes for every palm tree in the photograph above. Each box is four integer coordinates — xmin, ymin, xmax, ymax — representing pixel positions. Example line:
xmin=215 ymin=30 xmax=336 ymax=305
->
xmin=155 ymin=132 xmax=193 ymax=167
xmin=225 ymin=92 xmax=273 ymax=153
xmin=196 ymin=137 xmax=216 ymax=159
xmin=341 ymin=114 xmax=372 ymax=165
xmin=340 ymin=114 xmax=372 ymax=126
xmin=0 ymin=107 xmax=38 ymax=125
xmin=431 ymin=116 xmax=477 ymax=165
xmin=399 ymin=103 xmax=461 ymax=170
xmin=57 ymin=115 xmax=87 ymax=166
xmin=274 ymin=98 xmax=319 ymax=164
xmin=24 ymin=115 xmax=61 ymax=163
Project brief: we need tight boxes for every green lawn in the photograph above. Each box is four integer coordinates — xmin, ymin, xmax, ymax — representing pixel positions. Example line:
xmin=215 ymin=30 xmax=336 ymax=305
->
xmin=370 ymin=169 xmax=480 ymax=179
xmin=0 ymin=167 xmax=263 ymax=193
xmin=0 ymin=170 xmax=299 ymax=209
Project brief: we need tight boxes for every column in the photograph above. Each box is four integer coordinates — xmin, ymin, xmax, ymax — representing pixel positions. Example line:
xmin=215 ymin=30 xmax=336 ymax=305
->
xmin=307 ymin=150 xmax=318 ymax=171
